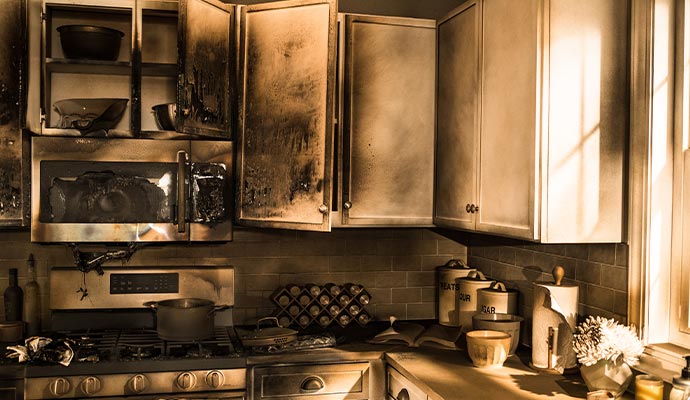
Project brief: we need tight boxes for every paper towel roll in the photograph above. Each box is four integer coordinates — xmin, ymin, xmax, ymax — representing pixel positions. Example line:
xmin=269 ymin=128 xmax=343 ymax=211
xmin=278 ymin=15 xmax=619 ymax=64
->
xmin=531 ymin=282 xmax=579 ymax=373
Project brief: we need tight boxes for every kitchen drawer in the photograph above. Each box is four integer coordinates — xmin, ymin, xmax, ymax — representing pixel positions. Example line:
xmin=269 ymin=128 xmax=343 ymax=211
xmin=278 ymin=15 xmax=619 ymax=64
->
xmin=387 ymin=367 xmax=427 ymax=400
xmin=252 ymin=362 xmax=369 ymax=399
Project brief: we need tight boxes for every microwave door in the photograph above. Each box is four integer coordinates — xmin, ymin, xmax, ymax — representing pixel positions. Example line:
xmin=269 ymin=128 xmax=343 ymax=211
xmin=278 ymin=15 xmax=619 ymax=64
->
xmin=31 ymin=137 xmax=191 ymax=243
xmin=189 ymin=140 xmax=233 ymax=241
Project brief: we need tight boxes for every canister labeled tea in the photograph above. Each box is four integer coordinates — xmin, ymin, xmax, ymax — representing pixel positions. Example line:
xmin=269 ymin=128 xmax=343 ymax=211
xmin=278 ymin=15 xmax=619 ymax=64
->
xmin=457 ymin=270 xmax=494 ymax=331
xmin=477 ymin=281 xmax=518 ymax=315
xmin=437 ymin=260 xmax=475 ymax=326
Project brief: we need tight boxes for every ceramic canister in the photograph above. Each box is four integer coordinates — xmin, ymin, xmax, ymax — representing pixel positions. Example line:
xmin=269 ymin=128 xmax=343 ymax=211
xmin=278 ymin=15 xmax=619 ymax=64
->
xmin=476 ymin=281 xmax=518 ymax=315
xmin=437 ymin=260 xmax=476 ymax=326
xmin=457 ymin=270 xmax=494 ymax=331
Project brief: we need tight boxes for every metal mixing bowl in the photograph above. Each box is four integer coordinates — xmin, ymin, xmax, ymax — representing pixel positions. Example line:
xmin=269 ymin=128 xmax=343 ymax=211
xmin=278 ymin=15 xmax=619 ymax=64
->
xmin=151 ymin=103 xmax=176 ymax=131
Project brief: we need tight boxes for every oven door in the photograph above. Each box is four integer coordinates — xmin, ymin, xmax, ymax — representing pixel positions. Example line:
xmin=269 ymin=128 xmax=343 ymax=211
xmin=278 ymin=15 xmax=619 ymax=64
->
xmin=31 ymin=137 xmax=233 ymax=242
xmin=113 ymin=392 xmax=245 ymax=399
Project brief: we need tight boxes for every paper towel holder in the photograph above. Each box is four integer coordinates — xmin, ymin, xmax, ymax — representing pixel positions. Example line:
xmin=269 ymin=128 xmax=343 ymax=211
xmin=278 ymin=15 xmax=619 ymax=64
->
xmin=553 ymin=265 xmax=564 ymax=285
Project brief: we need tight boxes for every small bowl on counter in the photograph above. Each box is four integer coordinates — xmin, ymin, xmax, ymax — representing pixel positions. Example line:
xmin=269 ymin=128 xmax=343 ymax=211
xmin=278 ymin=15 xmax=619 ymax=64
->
xmin=466 ymin=329 xmax=511 ymax=369
xmin=472 ymin=313 xmax=524 ymax=355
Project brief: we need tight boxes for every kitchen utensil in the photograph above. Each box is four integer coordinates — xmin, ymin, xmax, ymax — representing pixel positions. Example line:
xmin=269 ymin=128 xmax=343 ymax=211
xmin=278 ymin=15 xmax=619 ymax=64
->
xmin=437 ymin=259 xmax=476 ymax=326
xmin=0 ymin=321 xmax=23 ymax=342
xmin=144 ymin=298 xmax=229 ymax=341
xmin=531 ymin=265 xmax=579 ymax=373
xmin=152 ymin=102 xmax=176 ymax=131
xmin=472 ymin=313 xmax=523 ymax=355
xmin=239 ymin=316 xmax=298 ymax=347
xmin=57 ymin=25 xmax=124 ymax=61
xmin=476 ymin=281 xmax=518 ymax=315
xmin=457 ymin=270 xmax=494 ymax=331
xmin=53 ymin=98 xmax=128 ymax=134
xmin=465 ymin=330 xmax=511 ymax=368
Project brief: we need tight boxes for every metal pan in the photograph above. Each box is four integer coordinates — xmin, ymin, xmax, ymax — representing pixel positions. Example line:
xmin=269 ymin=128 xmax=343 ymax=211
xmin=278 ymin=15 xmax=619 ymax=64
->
xmin=239 ymin=317 xmax=298 ymax=347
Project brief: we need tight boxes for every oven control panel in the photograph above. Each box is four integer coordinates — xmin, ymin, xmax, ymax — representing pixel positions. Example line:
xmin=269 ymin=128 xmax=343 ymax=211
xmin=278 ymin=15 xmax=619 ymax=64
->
xmin=110 ymin=273 xmax=179 ymax=294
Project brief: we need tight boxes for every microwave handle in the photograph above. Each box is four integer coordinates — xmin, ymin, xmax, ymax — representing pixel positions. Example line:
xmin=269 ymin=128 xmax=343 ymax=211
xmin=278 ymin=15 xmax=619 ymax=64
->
xmin=177 ymin=150 xmax=188 ymax=233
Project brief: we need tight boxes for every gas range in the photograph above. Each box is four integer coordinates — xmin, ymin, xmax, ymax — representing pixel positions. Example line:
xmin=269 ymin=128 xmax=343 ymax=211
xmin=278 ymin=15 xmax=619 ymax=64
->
xmin=24 ymin=265 xmax=246 ymax=399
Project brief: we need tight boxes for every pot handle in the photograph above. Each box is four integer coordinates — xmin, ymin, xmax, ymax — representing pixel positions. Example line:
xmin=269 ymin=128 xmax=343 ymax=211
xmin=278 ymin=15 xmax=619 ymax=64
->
xmin=208 ymin=304 xmax=230 ymax=316
xmin=143 ymin=301 xmax=158 ymax=311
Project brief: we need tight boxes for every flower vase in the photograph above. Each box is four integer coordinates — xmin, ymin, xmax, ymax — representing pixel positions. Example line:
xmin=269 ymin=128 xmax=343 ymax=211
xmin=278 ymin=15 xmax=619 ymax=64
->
xmin=579 ymin=359 xmax=633 ymax=398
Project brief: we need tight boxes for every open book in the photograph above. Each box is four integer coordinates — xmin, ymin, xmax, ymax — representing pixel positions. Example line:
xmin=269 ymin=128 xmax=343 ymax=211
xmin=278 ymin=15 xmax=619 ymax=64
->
xmin=367 ymin=321 xmax=463 ymax=349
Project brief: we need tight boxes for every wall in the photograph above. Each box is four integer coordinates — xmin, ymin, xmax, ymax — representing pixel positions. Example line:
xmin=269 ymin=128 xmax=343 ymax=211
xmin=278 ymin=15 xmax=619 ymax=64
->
xmin=461 ymin=233 xmax=628 ymax=327
xmin=0 ymin=227 xmax=467 ymax=330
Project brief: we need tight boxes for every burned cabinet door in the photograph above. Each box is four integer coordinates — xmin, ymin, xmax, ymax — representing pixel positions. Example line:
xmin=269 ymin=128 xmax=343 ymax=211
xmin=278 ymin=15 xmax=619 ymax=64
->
xmin=178 ymin=0 xmax=234 ymax=138
xmin=341 ymin=15 xmax=436 ymax=226
xmin=236 ymin=0 xmax=337 ymax=231
xmin=0 ymin=0 xmax=28 ymax=227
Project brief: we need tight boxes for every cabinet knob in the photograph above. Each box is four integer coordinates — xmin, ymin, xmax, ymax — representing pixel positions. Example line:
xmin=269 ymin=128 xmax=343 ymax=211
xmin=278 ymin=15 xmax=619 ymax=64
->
xmin=182 ymin=108 xmax=190 ymax=117
xmin=318 ymin=204 xmax=329 ymax=214
xmin=343 ymin=201 xmax=352 ymax=210
xmin=397 ymin=388 xmax=410 ymax=400
xmin=466 ymin=203 xmax=472 ymax=213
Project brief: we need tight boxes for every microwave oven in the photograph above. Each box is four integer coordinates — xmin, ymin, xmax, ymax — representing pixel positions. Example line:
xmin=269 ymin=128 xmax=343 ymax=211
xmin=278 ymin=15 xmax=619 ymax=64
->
xmin=31 ymin=136 xmax=233 ymax=242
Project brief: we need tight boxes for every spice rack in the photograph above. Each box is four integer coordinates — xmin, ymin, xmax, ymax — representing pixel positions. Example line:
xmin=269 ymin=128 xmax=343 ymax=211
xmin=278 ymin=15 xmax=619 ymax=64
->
xmin=272 ymin=283 xmax=372 ymax=329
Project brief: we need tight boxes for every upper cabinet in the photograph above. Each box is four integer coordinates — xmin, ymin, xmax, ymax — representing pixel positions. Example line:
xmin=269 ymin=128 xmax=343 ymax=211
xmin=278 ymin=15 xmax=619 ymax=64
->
xmin=435 ymin=0 xmax=628 ymax=243
xmin=235 ymin=0 xmax=337 ymax=231
xmin=0 ymin=0 xmax=29 ymax=227
xmin=336 ymin=14 xmax=436 ymax=227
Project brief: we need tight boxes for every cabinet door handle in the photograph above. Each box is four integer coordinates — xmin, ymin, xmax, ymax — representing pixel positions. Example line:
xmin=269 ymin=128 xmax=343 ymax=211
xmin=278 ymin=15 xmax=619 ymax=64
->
xmin=397 ymin=388 xmax=410 ymax=400
xmin=176 ymin=151 xmax=188 ymax=233
xmin=300 ymin=376 xmax=325 ymax=392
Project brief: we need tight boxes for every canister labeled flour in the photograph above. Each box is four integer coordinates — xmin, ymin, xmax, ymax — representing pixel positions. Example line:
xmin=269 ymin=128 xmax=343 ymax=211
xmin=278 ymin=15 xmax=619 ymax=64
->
xmin=457 ymin=270 xmax=494 ymax=331
xmin=437 ymin=260 xmax=475 ymax=326
xmin=477 ymin=281 xmax=518 ymax=315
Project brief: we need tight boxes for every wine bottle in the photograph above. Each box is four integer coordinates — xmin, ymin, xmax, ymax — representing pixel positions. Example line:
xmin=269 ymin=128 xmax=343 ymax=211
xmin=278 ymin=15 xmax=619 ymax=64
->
xmin=4 ymin=268 xmax=23 ymax=322
xmin=24 ymin=254 xmax=41 ymax=336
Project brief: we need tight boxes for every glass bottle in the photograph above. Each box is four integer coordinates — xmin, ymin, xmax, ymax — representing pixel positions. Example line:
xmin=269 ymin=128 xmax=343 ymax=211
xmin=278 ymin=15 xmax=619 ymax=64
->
xmin=24 ymin=254 xmax=41 ymax=336
xmin=4 ymin=268 xmax=23 ymax=322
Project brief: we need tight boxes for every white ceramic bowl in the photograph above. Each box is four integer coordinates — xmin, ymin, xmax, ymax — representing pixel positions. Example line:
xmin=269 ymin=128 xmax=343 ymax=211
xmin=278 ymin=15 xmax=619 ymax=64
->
xmin=472 ymin=313 xmax=524 ymax=355
xmin=466 ymin=329 xmax=511 ymax=368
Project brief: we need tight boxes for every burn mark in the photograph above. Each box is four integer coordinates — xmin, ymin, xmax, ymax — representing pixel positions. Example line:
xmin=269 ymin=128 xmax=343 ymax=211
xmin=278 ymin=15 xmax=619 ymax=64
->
xmin=289 ymin=160 xmax=318 ymax=202
xmin=191 ymin=163 xmax=227 ymax=223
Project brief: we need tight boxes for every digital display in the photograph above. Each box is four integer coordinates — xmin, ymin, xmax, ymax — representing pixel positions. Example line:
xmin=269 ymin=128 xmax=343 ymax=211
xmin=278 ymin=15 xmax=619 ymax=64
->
xmin=110 ymin=273 xmax=179 ymax=294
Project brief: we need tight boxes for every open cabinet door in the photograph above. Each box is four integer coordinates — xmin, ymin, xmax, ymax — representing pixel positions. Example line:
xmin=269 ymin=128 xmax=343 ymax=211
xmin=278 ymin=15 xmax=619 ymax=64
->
xmin=236 ymin=0 xmax=336 ymax=231
xmin=178 ymin=0 xmax=234 ymax=138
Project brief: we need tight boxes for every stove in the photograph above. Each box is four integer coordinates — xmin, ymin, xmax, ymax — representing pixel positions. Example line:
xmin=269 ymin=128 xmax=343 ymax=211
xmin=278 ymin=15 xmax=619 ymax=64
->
xmin=24 ymin=265 xmax=246 ymax=399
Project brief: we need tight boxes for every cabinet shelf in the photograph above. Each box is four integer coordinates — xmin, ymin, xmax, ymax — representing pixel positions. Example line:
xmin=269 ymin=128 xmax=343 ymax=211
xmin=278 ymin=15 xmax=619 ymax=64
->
xmin=142 ymin=62 xmax=177 ymax=77
xmin=46 ymin=58 xmax=132 ymax=75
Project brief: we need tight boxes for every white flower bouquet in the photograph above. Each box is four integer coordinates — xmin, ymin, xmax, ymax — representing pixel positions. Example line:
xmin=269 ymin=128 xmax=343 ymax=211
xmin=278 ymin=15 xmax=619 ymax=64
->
xmin=572 ymin=316 xmax=644 ymax=367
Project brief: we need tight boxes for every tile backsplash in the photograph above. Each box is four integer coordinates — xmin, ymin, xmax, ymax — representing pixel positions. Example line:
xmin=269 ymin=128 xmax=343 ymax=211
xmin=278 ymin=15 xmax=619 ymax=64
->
xmin=0 ymin=228 xmax=627 ymax=332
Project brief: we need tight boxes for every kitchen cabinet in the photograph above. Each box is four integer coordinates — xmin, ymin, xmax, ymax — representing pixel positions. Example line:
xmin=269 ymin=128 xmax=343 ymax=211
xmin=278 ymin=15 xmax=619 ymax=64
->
xmin=387 ymin=366 xmax=427 ymax=400
xmin=335 ymin=14 xmax=435 ymax=227
xmin=250 ymin=362 xmax=371 ymax=399
xmin=0 ymin=0 xmax=30 ymax=227
xmin=435 ymin=0 xmax=628 ymax=242
xmin=235 ymin=0 xmax=337 ymax=232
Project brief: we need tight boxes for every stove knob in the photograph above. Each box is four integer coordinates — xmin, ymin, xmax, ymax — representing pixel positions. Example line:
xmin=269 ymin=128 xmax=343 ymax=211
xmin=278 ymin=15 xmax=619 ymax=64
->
xmin=206 ymin=370 xmax=225 ymax=388
xmin=127 ymin=374 xmax=149 ymax=394
xmin=80 ymin=376 xmax=102 ymax=395
xmin=48 ymin=377 xmax=71 ymax=397
xmin=176 ymin=371 xmax=197 ymax=390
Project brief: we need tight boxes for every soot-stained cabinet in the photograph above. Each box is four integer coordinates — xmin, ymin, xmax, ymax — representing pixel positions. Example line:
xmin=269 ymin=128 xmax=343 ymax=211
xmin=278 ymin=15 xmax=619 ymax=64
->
xmin=336 ymin=14 xmax=435 ymax=227
xmin=235 ymin=0 xmax=337 ymax=231
xmin=0 ymin=0 xmax=29 ymax=227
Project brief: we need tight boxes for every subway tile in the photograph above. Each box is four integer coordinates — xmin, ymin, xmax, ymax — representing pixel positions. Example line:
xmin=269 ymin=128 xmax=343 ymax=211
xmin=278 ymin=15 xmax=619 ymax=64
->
xmin=212 ymin=242 xmax=283 ymax=258
xmin=366 ymin=288 xmax=392 ymax=304
xmin=541 ymin=244 xmax=566 ymax=256
xmin=391 ymin=229 xmax=424 ymax=240
xmin=374 ymin=304 xmax=407 ymax=320
xmin=588 ymin=244 xmax=617 ymax=265
xmin=497 ymin=248 xmax=516 ymax=265
xmin=374 ymin=272 xmax=407 ymax=288
xmin=232 ymin=227 xmax=286 ymax=242
xmin=244 ymin=274 xmax=280 ymax=291
xmin=345 ymin=239 xmax=379 ymax=255
xmin=392 ymin=256 xmax=422 ymax=271
xmin=278 ymin=239 xmax=347 ymax=256
xmin=361 ymin=256 xmax=391 ymax=271
xmin=482 ymin=246 xmax=502 ymax=262
xmin=615 ymin=243 xmax=629 ymax=267
xmin=376 ymin=239 xmax=437 ymax=256
xmin=421 ymin=287 xmax=435 ymax=303
xmin=576 ymin=260 xmax=602 ymax=285
xmin=564 ymin=244 xmax=589 ymax=260
xmin=514 ymin=248 xmax=534 ymax=267
xmin=392 ymin=288 xmax=422 ymax=303
xmin=614 ymin=291 xmax=628 ymax=316
xmin=586 ymin=285 xmax=615 ymax=312
xmin=329 ymin=256 xmax=362 ymax=272
xmin=407 ymin=303 xmax=436 ymax=320
xmin=407 ymin=271 xmax=435 ymax=287
xmin=532 ymin=252 xmax=561 ymax=274
xmin=438 ymin=239 xmax=467 ymax=256
xmin=422 ymin=256 xmax=463 ymax=271
xmin=601 ymin=266 xmax=627 ymax=292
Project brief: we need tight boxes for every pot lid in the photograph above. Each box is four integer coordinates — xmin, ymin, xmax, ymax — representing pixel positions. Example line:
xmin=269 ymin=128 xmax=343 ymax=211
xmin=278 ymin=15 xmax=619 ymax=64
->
xmin=240 ymin=317 xmax=298 ymax=340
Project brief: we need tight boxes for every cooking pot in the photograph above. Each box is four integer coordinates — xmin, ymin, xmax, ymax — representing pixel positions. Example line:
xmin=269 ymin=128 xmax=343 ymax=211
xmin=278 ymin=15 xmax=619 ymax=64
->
xmin=0 ymin=321 xmax=23 ymax=342
xmin=239 ymin=317 xmax=298 ymax=347
xmin=144 ymin=298 xmax=228 ymax=341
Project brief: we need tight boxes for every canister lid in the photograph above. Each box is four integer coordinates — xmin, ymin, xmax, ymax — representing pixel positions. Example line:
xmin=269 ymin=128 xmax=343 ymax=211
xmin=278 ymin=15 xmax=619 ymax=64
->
xmin=459 ymin=270 xmax=492 ymax=282
xmin=438 ymin=259 xmax=471 ymax=270
xmin=479 ymin=281 xmax=517 ymax=293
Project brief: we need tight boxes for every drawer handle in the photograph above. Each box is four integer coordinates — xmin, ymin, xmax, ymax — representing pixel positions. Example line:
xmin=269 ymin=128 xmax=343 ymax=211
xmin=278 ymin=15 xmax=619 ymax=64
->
xmin=300 ymin=376 xmax=325 ymax=392
xmin=397 ymin=388 xmax=410 ymax=400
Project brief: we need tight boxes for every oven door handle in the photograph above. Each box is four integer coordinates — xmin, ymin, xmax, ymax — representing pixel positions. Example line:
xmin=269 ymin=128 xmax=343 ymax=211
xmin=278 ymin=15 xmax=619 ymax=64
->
xmin=177 ymin=150 xmax=188 ymax=233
